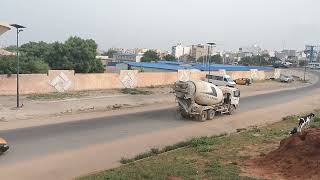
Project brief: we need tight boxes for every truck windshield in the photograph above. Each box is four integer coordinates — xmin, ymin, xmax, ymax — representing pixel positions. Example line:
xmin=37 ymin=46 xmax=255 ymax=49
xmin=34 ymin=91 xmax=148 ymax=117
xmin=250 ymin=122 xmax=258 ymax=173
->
xmin=206 ymin=75 xmax=213 ymax=79
xmin=234 ymin=90 xmax=240 ymax=97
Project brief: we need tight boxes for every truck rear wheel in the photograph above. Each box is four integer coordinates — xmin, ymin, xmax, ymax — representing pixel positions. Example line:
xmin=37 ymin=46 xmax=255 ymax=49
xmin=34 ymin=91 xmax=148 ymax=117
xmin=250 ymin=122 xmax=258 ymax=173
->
xmin=181 ymin=111 xmax=189 ymax=118
xmin=196 ymin=111 xmax=207 ymax=122
xmin=207 ymin=110 xmax=215 ymax=120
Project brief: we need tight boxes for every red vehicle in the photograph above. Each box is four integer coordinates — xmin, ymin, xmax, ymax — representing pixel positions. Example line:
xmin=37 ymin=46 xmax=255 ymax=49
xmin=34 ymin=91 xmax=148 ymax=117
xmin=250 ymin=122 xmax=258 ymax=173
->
xmin=0 ymin=138 xmax=9 ymax=154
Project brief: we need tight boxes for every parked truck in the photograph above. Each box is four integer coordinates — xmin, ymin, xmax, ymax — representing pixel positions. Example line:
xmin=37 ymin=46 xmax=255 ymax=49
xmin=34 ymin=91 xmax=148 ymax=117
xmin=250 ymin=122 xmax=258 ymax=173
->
xmin=173 ymin=80 xmax=240 ymax=121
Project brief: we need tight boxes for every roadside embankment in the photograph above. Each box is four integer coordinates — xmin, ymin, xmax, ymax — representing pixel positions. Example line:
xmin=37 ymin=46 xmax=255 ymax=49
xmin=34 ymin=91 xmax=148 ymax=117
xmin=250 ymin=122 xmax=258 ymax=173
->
xmin=78 ymin=112 xmax=320 ymax=180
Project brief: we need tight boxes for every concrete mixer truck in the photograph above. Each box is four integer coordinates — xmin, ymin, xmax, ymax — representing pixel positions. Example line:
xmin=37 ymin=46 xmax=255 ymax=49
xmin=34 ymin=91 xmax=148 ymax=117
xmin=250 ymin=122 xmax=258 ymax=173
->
xmin=173 ymin=80 xmax=240 ymax=121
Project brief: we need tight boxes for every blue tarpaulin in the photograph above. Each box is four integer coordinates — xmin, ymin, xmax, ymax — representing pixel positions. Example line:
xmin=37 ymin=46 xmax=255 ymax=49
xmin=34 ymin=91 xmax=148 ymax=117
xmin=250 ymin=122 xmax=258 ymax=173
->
xmin=123 ymin=61 xmax=273 ymax=71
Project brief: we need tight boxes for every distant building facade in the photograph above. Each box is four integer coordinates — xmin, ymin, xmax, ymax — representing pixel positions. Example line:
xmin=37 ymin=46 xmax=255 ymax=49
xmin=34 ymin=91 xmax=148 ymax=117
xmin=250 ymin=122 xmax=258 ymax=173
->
xmin=274 ymin=49 xmax=298 ymax=62
xmin=113 ymin=52 xmax=143 ymax=62
xmin=110 ymin=47 xmax=149 ymax=55
xmin=172 ymin=44 xmax=191 ymax=59
xmin=282 ymin=50 xmax=296 ymax=57
xmin=222 ymin=52 xmax=238 ymax=64
xmin=275 ymin=51 xmax=287 ymax=61
xmin=190 ymin=44 xmax=211 ymax=61
xmin=239 ymin=45 xmax=262 ymax=56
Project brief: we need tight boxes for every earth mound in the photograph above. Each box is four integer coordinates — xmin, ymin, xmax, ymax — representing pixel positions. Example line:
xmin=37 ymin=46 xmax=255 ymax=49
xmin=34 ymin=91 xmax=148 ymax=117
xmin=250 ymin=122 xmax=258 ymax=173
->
xmin=165 ymin=176 xmax=184 ymax=180
xmin=247 ymin=128 xmax=320 ymax=180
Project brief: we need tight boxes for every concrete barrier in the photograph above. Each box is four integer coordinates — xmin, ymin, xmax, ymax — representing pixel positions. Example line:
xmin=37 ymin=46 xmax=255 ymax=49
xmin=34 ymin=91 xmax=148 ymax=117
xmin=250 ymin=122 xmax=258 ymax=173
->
xmin=0 ymin=69 xmax=274 ymax=95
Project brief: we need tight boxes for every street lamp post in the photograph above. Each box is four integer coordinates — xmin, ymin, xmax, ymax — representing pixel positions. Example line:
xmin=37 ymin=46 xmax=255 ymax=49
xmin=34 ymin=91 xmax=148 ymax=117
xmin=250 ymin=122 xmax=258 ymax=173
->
xmin=10 ymin=24 xmax=26 ymax=108
xmin=207 ymin=42 xmax=216 ymax=75
xmin=304 ymin=45 xmax=315 ymax=82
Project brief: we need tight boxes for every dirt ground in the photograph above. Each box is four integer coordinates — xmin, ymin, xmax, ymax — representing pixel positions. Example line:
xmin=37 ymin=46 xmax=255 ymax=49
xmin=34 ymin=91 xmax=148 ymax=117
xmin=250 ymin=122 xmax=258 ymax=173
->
xmin=0 ymin=79 xmax=311 ymax=123
xmin=238 ymin=79 xmax=310 ymax=97
xmin=244 ymin=128 xmax=320 ymax=180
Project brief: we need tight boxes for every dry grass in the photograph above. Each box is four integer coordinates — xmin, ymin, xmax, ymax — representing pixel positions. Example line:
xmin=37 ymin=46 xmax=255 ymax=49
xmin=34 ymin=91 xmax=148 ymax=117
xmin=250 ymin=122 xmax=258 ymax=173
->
xmin=78 ymin=113 xmax=320 ymax=180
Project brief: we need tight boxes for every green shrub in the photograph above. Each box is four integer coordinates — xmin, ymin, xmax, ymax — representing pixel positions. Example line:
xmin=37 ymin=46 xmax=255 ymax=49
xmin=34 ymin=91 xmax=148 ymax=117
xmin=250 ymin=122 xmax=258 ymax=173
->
xmin=120 ymin=88 xmax=152 ymax=95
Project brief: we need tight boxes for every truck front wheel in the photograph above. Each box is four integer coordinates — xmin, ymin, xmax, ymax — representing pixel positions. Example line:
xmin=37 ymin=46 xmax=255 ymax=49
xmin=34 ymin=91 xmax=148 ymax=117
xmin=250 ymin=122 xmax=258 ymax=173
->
xmin=196 ymin=111 xmax=207 ymax=122
xmin=207 ymin=110 xmax=215 ymax=120
xmin=228 ymin=105 xmax=236 ymax=115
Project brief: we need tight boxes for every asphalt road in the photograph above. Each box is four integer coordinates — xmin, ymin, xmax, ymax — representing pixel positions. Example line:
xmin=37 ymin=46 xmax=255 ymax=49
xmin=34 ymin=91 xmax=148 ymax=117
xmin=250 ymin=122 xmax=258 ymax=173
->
xmin=1 ymin=71 xmax=320 ymax=167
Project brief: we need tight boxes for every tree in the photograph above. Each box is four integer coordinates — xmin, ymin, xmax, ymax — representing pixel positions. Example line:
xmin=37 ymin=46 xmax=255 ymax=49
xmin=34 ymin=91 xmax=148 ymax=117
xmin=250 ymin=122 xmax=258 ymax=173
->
xmin=209 ymin=54 xmax=223 ymax=64
xmin=16 ymin=36 xmax=105 ymax=73
xmin=239 ymin=54 xmax=271 ymax=66
xmin=269 ymin=57 xmax=281 ymax=65
xmin=197 ymin=56 xmax=206 ymax=63
xmin=4 ymin=45 xmax=17 ymax=53
xmin=180 ymin=54 xmax=194 ymax=62
xmin=20 ymin=41 xmax=52 ymax=59
xmin=1 ymin=37 xmax=104 ymax=74
xmin=102 ymin=49 xmax=117 ymax=58
xmin=0 ymin=56 xmax=16 ymax=74
xmin=0 ymin=56 xmax=49 ymax=74
xmin=141 ymin=50 xmax=160 ymax=62
xmin=197 ymin=55 xmax=223 ymax=64
xmin=20 ymin=57 xmax=50 ymax=74
xmin=46 ymin=42 xmax=73 ymax=70
xmin=163 ymin=54 xmax=176 ymax=61
xmin=89 ymin=58 xmax=105 ymax=73
xmin=299 ymin=60 xmax=306 ymax=67
xmin=63 ymin=36 xmax=100 ymax=73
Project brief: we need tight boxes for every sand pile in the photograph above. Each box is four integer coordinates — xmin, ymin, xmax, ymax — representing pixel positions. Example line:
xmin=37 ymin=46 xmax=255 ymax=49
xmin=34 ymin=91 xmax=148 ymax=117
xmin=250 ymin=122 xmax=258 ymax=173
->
xmin=248 ymin=128 xmax=320 ymax=180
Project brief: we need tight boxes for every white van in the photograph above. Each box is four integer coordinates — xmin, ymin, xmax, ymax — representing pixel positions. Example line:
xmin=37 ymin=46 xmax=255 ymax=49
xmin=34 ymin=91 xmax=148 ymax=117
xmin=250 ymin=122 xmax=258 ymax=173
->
xmin=205 ymin=74 xmax=236 ymax=87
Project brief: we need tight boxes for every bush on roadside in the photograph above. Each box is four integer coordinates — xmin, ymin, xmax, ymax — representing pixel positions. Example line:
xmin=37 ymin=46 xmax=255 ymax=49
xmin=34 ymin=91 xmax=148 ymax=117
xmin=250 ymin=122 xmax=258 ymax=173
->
xmin=120 ymin=88 xmax=152 ymax=95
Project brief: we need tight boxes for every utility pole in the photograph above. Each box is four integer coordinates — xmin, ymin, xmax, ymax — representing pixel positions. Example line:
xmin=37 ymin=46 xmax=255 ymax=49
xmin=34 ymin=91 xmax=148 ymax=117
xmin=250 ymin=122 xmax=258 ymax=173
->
xmin=10 ymin=24 xmax=26 ymax=108
xmin=207 ymin=45 xmax=210 ymax=74
xmin=207 ymin=42 xmax=216 ymax=75
xmin=304 ymin=45 xmax=316 ymax=81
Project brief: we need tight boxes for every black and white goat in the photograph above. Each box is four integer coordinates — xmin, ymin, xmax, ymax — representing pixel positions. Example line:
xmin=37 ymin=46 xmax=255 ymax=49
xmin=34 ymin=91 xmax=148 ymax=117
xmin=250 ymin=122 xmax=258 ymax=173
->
xmin=290 ymin=113 xmax=315 ymax=134
xmin=297 ymin=113 xmax=315 ymax=132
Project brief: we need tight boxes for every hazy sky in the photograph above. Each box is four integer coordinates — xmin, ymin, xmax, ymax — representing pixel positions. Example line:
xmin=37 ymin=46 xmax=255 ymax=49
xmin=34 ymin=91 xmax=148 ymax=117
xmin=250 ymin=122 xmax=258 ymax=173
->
xmin=1 ymin=0 xmax=320 ymax=51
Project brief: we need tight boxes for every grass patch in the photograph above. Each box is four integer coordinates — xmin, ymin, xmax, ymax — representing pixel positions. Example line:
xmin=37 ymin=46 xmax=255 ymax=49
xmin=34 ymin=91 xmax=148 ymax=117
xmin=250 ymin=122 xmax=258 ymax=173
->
xmin=119 ymin=140 xmax=195 ymax=165
xmin=85 ymin=159 xmax=199 ymax=180
xmin=145 ymin=85 xmax=171 ymax=89
xmin=120 ymin=88 xmax=152 ymax=95
xmin=27 ymin=92 xmax=87 ymax=101
xmin=282 ymin=115 xmax=297 ymax=121
xmin=79 ymin=113 xmax=320 ymax=180
xmin=204 ymin=160 xmax=257 ymax=180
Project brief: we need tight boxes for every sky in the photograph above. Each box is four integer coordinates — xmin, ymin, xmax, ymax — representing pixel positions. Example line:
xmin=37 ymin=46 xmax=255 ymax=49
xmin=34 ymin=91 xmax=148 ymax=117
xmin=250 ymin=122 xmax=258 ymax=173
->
xmin=1 ymin=0 xmax=320 ymax=51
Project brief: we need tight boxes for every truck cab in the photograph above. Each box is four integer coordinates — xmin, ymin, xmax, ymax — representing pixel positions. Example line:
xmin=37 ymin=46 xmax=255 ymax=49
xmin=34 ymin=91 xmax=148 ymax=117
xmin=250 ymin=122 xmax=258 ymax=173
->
xmin=219 ymin=86 xmax=240 ymax=109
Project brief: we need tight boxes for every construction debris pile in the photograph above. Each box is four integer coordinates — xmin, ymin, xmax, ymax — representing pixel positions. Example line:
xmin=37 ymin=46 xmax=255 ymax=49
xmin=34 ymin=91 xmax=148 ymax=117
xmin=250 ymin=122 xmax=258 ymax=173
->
xmin=251 ymin=128 xmax=320 ymax=180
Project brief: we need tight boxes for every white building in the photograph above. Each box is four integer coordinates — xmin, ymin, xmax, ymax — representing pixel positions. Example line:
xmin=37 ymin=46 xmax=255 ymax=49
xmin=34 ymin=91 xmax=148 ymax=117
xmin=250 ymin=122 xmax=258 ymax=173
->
xmin=240 ymin=44 xmax=262 ymax=56
xmin=113 ymin=52 xmax=143 ymax=62
xmin=268 ymin=51 xmax=276 ymax=57
xmin=172 ymin=44 xmax=191 ymax=58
